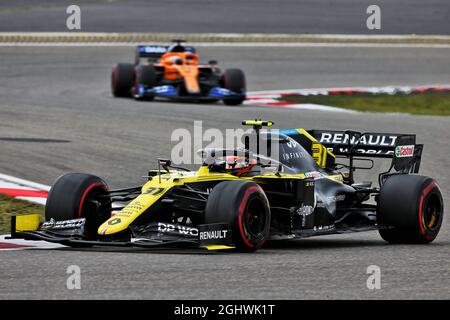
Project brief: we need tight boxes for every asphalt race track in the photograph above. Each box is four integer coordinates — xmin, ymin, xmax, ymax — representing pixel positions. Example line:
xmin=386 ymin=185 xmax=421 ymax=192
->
xmin=0 ymin=46 xmax=450 ymax=299
xmin=0 ymin=0 xmax=449 ymax=35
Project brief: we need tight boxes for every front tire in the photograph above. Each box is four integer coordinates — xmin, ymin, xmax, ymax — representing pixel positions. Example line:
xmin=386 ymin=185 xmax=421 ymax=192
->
xmin=222 ymin=69 xmax=246 ymax=106
xmin=133 ymin=65 xmax=157 ymax=101
xmin=45 ymin=173 xmax=111 ymax=240
xmin=377 ymin=175 xmax=443 ymax=244
xmin=111 ymin=63 xmax=134 ymax=97
xmin=204 ymin=181 xmax=270 ymax=252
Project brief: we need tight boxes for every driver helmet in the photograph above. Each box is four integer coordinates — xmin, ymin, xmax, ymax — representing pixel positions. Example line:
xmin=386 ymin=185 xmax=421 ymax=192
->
xmin=225 ymin=155 xmax=256 ymax=170
xmin=168 ymin=55 xmax=182 ymax=65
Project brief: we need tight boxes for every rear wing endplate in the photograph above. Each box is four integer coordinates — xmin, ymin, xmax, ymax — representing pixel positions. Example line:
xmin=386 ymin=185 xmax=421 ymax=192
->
xmin=135 ymin=45 xmax=169 ymax=64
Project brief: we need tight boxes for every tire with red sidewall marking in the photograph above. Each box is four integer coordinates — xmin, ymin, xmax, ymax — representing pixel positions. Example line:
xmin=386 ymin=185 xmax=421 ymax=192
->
xmin=204 ymin=180 xmax=270 ymax=252
xmin=111 ymin=63 xmax=134 ymax=97
xmin=45 ymin=173 xmax=111 ymax=240
xmin=377 ymin=175 xmax=443 ymax=244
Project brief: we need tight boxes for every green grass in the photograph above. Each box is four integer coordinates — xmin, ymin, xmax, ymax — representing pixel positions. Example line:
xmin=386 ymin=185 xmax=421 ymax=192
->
xmin=0 ymin=194 xmax=45 ymax=234
xmin=280 ymin=92 xmax=450 ymax=115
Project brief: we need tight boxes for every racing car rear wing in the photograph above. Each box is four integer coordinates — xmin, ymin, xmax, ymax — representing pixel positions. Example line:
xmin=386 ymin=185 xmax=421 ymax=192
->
xmin=135 ymin=45 xmax=197 ymax=64
xmin=282 ymin=127 xmax=423 ymax=185
xmin=307 ymin=129 xmax=423 ymax=174
xmin=135 ymin=45 xmax=169 ymax=64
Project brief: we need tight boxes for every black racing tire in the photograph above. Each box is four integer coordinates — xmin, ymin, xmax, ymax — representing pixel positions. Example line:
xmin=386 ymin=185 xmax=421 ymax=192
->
xmin=45 ymin=173 xmax=112 ymax=240
xmin=133 ymin=65 xmax=157 ymax=101
xmin=111 ymin=63 xmax=134 ymax=97
xmin=204 ymin=180 xmax=270 ymax=252
xmin=377 ymin=175 xmax=443 ymax=244
xmin=222 ymin=69 xmax=246 ymax=106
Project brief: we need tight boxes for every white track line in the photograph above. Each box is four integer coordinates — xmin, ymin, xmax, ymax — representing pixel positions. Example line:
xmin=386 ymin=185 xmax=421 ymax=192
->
xmin=286 ymin=103 xmax=357 ymax=113
xmin=0 ymin=235 xmax=65 ymax=250
xmin=1 ymin=42 xmax=450 ymax=48
xmin=0 ymin=173 xmax=50 ymax=191
xmin=15 ymin=197 xmax=47 ymax=205
xmin=247 ymin=84 xmax=450 ymax=95
xmin=0 ymin=175 xmax=53 ymax=249
xmin=0 ymin=173 xmax=49 ymax=206
xmin=1 ymin=32 xmax=449 ymax=47
xmin=245 ymin=84 xmax=450 ymax=113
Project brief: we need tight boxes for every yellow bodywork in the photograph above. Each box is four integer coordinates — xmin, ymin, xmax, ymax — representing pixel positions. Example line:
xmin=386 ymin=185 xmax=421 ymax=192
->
xmin=242 ymin=120 xmax=274 ymax=127
xmin=15 ymin=214 xmax=41 ymax=232
xmin=97 ymin=165 xmax=343 ymax=236
xmin=202 ymin=245 xmax=235 ymax=250
xmin=293 ymin=128 xmax=335 ymax=169
xmin=98 ymin=169 xmax=240 ymax=235
xmin=97 ymin=126 xmax=341 ymax=236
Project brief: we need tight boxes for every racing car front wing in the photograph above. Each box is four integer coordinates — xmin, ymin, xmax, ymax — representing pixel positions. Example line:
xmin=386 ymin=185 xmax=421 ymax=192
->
xmin=9 ymin=214 xmax=235 ymax=250
xmin=135 ymin=84 xmax=245 ymax=101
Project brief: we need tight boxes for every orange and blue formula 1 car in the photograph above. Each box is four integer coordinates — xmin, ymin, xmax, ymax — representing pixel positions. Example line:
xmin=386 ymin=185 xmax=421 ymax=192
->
xmin=10 ymin=121 xmax=443 ymax=252
xmin=111 ymin=40 xmax=246 ymax=105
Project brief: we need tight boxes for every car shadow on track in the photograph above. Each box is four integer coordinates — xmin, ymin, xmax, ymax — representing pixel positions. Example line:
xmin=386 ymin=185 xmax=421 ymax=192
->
xmin=110 ymin=95 xmax=243 ymax=109
xmin=54 ymin=246 xmax=232 ymax=255
xmin=263 ymin=237 xmax=450 ymax=252
xmin=49 ymin=237 xmax=393 ymax=255
xmin=48 ymin=232 xmax=450 ymax=255
xmin=264 ymin=238 xmax=385 ymax=250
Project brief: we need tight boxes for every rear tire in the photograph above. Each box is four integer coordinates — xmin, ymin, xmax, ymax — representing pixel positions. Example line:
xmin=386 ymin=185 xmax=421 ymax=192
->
xmin=45 ymin=173 xmax=111 ymax=240
xmin=111 ymin=63 xmax=134 ymax=97
xmin=133 ymin=65 xmax=157 ymax=101
xmin=204 ymin=181 xmax=270 ymax=252
xmin=377 ymin=175 xmax=443 ymax=244
xmin=222 ymin=69 xmax=246 ymax=106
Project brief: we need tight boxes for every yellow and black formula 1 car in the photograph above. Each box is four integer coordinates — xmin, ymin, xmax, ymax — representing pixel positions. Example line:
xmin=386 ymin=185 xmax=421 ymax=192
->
xmin=11 ymin=121 xmax=444 ymax=252
xmin=111 ymin=40 xmax=246 ymax=105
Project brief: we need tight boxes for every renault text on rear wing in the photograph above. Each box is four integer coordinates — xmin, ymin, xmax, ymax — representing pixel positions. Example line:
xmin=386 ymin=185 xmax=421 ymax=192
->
xmin=308 ymin=130 xmax=416 ymax=158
